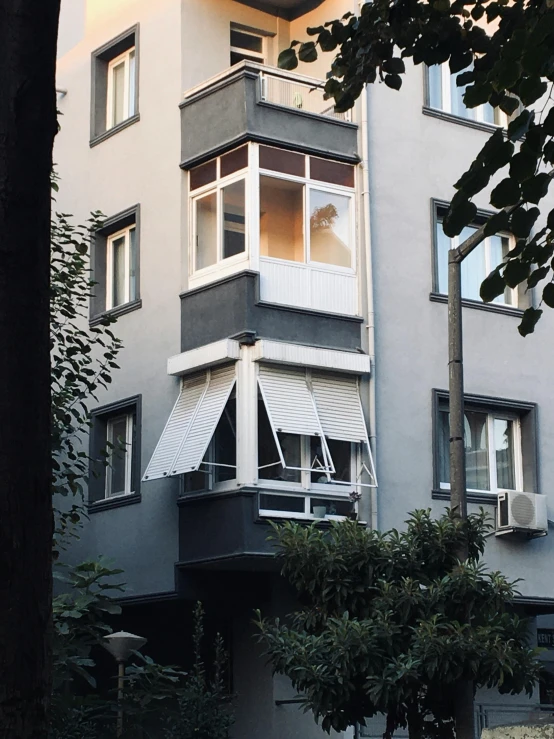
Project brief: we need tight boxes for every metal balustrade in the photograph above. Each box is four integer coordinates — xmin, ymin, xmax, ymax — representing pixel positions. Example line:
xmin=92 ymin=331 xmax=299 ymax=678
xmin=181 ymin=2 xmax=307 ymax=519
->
xmin=260 ymin=70 xmax=351 ymax=122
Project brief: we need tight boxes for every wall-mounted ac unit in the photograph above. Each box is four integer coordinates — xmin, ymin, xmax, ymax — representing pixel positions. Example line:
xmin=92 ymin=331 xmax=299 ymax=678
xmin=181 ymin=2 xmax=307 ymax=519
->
xmin=496 ymin=491 xmax=548 ymax=538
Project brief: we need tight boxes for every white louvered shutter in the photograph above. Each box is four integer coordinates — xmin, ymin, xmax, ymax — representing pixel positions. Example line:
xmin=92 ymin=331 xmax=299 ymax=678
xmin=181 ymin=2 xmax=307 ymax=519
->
xmin=142 ymin=374 xmax=207 ymax=481
xmin=258 ymin=365 xmax=322 ymax=437
xmin=311 ymin=372 xmax=369 ymax=445
xmin=171 ymin=364 xmax=236 ymax=475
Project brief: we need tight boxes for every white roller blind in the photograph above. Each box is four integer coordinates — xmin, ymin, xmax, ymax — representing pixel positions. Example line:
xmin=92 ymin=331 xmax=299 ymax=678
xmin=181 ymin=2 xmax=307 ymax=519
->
xmin=171 ymin=364 xmax=236 ymax=475
xmin=142 ymin=374 xmax=207 ymax=482
xmin=311 ymin=372 xmax=369 ymax=444
xmin=258 ymin=365 xmax=322 ymax=437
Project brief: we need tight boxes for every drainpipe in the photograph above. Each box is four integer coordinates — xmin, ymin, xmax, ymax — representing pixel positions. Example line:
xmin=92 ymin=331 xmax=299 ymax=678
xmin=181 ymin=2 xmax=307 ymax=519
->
xmin=360 ymin=79 xmax=377 ymax=531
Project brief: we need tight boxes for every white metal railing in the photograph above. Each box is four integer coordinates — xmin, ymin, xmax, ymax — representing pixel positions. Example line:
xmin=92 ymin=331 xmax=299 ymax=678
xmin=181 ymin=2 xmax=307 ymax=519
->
xmin=260 ymin=70 xmax=351 ymax=122
xmin=358 ymin=704 xmax=554 ymax=738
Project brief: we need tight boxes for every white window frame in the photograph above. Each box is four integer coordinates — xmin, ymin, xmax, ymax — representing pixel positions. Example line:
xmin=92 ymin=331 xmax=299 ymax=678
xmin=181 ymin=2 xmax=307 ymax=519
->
xmin=106 ymin=47 xmax=136 ymax=130
xmin=190 ymin=169 xmax=249 ymax=277
xmin=428 ymin=63 xmax=507 ymax=127
xmin=105 ymin=413 xmax=134 ymax=498
xmin=230 ymin=27 xmax=266 ymax=65
xmin=437 ymin=216 xmax=517 ymax=307
xmin=106 ymin=224 xmax=136 ymax=310
xmin=439 ymin=408 xmax=523 ymax=495
xmin=258 ymin=157 xmax=356 ymax=274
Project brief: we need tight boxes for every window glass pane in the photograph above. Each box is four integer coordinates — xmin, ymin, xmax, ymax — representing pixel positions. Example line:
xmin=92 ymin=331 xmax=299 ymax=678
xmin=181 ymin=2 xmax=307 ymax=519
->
xmin=259 ymin=494 xmax=305 ymax=513
xmin=494 ymin=418 xmax=516 ymax=490
xmin=108 ymin=416 xmax=128 ymax=496
xmin=310 ymin=190 xmax=351 ymax=268
xmin=260 ymin=176 xmax=304 ymax=262
xmin=259 ymin=146 xmax=305 ymax=177
xmin=183 ymin=469 xmax=210 ymax=493
xmin=223 ymin=180 xmax=246 ymax=259
xmin=111 ymin=234 xmax=126 ymax=307
xmin=459 ymin=225 xmax=485 ymax=301
xmin=195 ymin=192 xmax=218 ymax=270
xmin=190 ymin=160 xmax=217 ymax=191
xmin=310 ymin=158 xmax=354 ymax=188
xmin=231 ymin=29 xmax=263 ymax=54
xmin=489 ymin=235 xmax=513 ymax=306
xmin=438 ymin=409 xmax=451 ymax=485
xmin=428 ymin=65 xmax=442 ymax=109
xmin=310 ymin=498 xmax=353 ymax=517
xmin=112 ymin=61 xmax=126 ymax=126
xmin=221 ymin=145 xmax=248 ymax=178
xmin=129 ymin=227 xmax=137 ymax=302
xmin=482 ymin=102 xmax=495 ymax=124
xmin=213 ymin=398 xmax=236 ymax=483
xmin=311 ymin=437 xmax=350 ymax=483
xmin=451 ymin=70 xmax=474 ymax=119
xmin=258 ymin=398 xmax=301 ymax=482
xmin=465 ymin=410 xmax=490 ymax=490
xmin=128 ymin=49 xmax=136 ymax=116
xmin=436 ymin=217 xmax=451 ymax=294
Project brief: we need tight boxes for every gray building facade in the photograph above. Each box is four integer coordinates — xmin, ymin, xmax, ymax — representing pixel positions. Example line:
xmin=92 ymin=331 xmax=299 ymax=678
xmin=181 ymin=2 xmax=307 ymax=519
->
xmin=55 ymin=0 xmax=554 ymax=735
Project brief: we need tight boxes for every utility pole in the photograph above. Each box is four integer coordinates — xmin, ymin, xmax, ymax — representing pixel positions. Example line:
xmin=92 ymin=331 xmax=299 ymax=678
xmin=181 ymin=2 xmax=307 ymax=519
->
xmin=447 ymin=201 xmax=522 ymax=739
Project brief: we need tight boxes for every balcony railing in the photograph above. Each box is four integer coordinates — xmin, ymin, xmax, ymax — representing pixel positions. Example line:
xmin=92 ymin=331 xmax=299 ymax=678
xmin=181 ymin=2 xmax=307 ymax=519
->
xmin=358 ymin=704 xmax=554 ymax=737
xmin=260 ymin=69 xmax=351 ymax=122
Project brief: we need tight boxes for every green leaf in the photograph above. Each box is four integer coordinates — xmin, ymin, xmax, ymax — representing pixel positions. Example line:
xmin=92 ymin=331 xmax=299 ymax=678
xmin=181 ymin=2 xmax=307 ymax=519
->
xmin=547 ymin=208 xmax=554 ymax=231
xmin=480 ymin=268 xmax=506 ymax=302
xmin=527 ymin=265 xmax=550 ymax=289
xmin=383 ymin=58 xmax=405 ymax=75
xmin=384 ymin=74 xmax=402 ymax=90
xmin=443 ymin=199 xmax=477 ymax=237
xmin=510 ymin=207 xmax=539 ymax=238
xmin=544 ymin=141 xmax=554 ymax=165
xmin=278 ymin=48 xmax=299 ymax=70
xmin=542 ymin=283 xmax=554 ymax=308
xmin=318 ymin=30 xmax=337 ymax=52
xmin=517 ymin=76 xmax=548 ymax=106
xmin=484 ymin=210 xmax=511 ymax=236
xmin=518 ymin=307 xmax=543 ymax=336
xmin=490 ymin=178 xmax=521 ymax=208
xmin=498 ymin=95 xmax=520 ymax=116
xmin=543 ymin=108 xmax=554 ymax=136
xmin=464 ymin=82 xmax=493 ymax=108
xmin=306 ymin=25 xmax=324 ymax=36
xmin=521 ymin=173 xmax=551 ymax=204
xmin=495 ymin=60 xmax=522 ymax=89
xmin=298 ymin=42 xmax=318 ymax=63
xmin=507 ymin=110 xmax=534 ymax=141
xmin=456 ymin=70 xmax=475 ymax=87
xmin=509 ymin=151 xmax=537 ymax=182
xmin=504 ymin=259 xmax=530 ymax=288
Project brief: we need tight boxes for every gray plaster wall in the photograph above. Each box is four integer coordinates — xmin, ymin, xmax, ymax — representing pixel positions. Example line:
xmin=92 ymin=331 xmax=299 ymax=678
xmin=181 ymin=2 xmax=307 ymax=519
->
xmin=365 ymin=60 xmax=554 ymax=598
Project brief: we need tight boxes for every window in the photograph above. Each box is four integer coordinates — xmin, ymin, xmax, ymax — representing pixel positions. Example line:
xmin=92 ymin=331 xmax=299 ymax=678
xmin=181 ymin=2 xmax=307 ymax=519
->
xmin=106 ymin=47 xmax=136 ymax=130
xmin=106 ymin=225 xmax=137 ymax=310
xmin=91 ymin=26 xmax=139 ymax=143
xmin=230 ymin=27 xmax=265 ymax=66
xmin=89 ymin=396 xmax=141 ymax=505
xmin=427 ymin=64 xmax=506 ymax=127
xmin=259 ymin=146 xmax=355 ymax=270
xmin=91 ymin=205 xmax=140 ymax=320
xmin=434 ymin=207 xmax=517 ymax=307
xmin=190 ymin=146 xmax=248 ymax=273
xmin=433 ymin=391 xmax=538 ymax=498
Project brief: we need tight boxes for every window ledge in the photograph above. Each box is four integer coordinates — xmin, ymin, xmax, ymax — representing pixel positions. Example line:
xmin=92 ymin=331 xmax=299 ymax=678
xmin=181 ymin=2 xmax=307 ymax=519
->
xmin=88 ymin=493 xmax=141 ymax=513
xmin=429 ymin=292 xmax=523 ymax=317
xmin=422 ymin=106 xmax=503 ymax=135
xmin=90 ymin=113 xmax=140 ymax=148
xmin=432 ymin=489 xmax=498 ymax=505
xmin=90 ymin=298 xmax=142 ymax=326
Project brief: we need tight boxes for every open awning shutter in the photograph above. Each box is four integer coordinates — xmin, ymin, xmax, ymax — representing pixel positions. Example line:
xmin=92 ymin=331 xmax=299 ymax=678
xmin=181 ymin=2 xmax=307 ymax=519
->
xmin=257 ymin=365 xmax=322 ymax=438
xmin=171 ymin=364 xmax=236 ymax=475
xmin=142 ymin=374 xmax=207 ymax=481
xmin=311 ymin=372 xmax=369 ymax=445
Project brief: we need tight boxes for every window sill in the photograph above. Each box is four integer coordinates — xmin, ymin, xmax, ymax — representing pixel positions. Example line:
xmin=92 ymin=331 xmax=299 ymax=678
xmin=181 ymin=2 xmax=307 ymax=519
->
xmin=90 ymin=113 xmax=140 ymax=148
xmin=422 ymin=106 xmax=503 ymax=135
xmin=90 ymin=298 xmax=142 ymax=326
xmin=88 ymin=492 xmax=141 ymax=513
xmin=432 ymin=489 xmax=498 ymax=505
xmin=429 ymin=292 xmax=523 ymax=317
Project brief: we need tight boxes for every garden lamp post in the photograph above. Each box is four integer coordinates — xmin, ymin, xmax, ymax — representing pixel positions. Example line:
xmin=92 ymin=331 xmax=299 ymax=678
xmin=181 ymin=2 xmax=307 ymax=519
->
xmin=102 ymin=630 xmax=148 ymax=737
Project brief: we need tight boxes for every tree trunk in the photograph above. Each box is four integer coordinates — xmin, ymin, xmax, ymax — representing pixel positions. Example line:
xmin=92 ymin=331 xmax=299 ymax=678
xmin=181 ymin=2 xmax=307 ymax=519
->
xmin=0 ymin=1 xmax=60 ymax=736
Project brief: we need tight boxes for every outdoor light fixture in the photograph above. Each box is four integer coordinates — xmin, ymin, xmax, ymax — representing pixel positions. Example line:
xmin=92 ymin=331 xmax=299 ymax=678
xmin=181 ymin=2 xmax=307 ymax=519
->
xmin=102 ymin=631 xmax=147 ymax=737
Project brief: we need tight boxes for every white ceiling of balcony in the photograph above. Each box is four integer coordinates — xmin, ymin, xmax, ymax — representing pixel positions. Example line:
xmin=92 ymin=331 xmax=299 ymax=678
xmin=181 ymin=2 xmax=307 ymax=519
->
xmin=233 ymin=0 xmax=325 ymax=20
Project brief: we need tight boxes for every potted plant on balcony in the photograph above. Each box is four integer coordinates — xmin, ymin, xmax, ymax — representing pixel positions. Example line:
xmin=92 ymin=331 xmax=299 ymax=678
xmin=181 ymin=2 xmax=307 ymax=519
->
xmin=348 ymin=491 xmax=361 ymax=520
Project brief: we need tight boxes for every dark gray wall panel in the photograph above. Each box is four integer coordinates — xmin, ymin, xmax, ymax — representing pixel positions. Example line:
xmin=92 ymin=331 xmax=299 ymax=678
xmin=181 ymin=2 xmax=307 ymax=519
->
xmin=180 ymin=271 xmax=363 ymax=352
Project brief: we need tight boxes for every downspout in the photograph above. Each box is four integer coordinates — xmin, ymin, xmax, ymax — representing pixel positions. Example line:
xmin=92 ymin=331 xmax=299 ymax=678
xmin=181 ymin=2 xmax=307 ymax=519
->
xmin=359 ymin=71 xmax=377 ymax=530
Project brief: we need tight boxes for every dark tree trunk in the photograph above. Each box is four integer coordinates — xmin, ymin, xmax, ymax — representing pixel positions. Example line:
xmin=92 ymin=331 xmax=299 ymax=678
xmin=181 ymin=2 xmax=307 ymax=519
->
xmin=0 ymin=1 xmax=60 ymax=736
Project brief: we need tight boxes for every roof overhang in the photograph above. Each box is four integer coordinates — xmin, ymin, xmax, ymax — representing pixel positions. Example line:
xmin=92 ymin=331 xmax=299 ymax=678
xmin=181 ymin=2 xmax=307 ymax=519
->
xmin=232 ymin=0 xmax=326 ymax=20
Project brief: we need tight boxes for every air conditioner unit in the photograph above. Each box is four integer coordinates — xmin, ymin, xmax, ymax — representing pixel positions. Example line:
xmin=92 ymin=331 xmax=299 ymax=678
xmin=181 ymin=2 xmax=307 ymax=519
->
xmin=496 ymin=491 xmax=548 ymax=538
